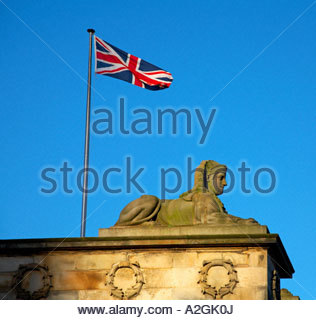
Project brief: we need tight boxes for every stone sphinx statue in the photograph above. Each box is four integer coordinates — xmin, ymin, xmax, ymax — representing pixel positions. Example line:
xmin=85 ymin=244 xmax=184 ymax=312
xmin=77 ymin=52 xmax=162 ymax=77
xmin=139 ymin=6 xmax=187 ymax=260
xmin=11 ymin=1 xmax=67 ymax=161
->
xmin=114 ymin=160 xmax=257 ymax=227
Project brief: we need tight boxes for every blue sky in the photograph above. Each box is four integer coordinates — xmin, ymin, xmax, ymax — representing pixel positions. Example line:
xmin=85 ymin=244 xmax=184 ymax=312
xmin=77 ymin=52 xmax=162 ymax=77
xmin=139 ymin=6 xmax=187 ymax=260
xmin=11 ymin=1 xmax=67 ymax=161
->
xmin=1 ymin=0 xmax=316 ymax=299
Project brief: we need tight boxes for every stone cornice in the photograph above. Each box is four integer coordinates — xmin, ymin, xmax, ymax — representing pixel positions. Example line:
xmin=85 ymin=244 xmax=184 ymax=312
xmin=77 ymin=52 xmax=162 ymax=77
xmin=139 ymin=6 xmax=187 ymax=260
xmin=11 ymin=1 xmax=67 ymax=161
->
xmin=0 ymin=228 xmax=294 ymax=279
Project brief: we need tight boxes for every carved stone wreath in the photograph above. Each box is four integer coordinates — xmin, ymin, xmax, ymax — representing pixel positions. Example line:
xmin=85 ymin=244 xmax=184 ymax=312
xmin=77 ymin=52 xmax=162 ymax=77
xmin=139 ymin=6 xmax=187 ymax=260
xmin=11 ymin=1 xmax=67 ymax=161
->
xmin=198 ymin=259 xmax=238 ymax=299
xmin=13 ymin=263 xmax=52 ymax=300
xmin=106 ymin=261 xmax=145 ymax=300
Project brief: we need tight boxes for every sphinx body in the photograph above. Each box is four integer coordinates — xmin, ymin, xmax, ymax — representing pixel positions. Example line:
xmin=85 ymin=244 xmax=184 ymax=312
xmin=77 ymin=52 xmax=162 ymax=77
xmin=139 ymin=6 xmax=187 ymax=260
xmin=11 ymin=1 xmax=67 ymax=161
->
xmin=114 ymin=160 xmax=257 ymax=227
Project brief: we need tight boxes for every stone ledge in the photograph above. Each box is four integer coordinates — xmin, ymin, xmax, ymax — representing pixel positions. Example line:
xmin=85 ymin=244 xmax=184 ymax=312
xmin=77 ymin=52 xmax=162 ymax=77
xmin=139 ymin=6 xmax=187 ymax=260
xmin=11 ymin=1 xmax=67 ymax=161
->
xmin=0 ymin=229 xmax=293 ymax=279
xmin=0 ymin=233 xmax=278 ymax=252
xmin=99 ymin=224 xmax=269 ymax=238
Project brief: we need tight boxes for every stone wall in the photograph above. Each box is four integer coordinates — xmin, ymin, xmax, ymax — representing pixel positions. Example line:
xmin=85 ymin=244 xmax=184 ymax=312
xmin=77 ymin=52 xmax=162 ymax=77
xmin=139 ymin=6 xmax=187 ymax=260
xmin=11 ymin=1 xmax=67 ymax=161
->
xmin=0 ymin=247 xmax=270 ymax=300
xmin=0 ymin=227 xmax=295 ymax=300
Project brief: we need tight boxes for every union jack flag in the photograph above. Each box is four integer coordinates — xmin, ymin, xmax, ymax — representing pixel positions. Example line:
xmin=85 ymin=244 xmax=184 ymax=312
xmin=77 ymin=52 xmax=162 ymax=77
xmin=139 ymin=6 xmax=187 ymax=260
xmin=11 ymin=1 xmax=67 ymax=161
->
xmin=94 ymin=36 xmax=173 ymax=90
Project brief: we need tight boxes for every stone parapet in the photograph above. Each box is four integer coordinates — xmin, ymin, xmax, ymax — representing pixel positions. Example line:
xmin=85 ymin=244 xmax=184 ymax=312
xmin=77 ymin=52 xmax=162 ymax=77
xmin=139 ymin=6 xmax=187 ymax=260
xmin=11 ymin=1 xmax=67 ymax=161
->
xmin=0 ymin=226 xmax=294 ymax=300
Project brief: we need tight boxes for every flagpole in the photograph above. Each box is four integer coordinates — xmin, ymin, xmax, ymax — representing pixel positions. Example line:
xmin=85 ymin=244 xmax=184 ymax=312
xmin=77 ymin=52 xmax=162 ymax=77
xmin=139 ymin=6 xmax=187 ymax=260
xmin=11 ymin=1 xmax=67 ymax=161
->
xmin=80 ymin=28 xmax=95 ymax=237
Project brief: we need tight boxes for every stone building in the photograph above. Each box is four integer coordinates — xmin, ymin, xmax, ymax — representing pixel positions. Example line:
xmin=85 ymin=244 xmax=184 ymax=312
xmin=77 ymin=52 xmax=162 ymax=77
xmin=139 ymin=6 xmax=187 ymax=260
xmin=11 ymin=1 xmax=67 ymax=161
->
xmin=0 ymin=224 xmax=298 ymax=300
xmin=0 ymin=160 xmax=299 ymax=300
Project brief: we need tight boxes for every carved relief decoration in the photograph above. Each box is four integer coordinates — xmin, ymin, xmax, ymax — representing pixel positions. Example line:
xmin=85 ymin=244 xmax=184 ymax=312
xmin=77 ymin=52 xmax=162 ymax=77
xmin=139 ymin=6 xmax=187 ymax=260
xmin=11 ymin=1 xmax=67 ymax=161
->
xmin=13 ymin=263 xmax=52 ymax=300
xmin=272 ymin=269 xmax=280 ymax=300
xmin=106 ymin=260 xmax=145 ymax=300
xmin=198 ymin=259 xmax=238 ymax=299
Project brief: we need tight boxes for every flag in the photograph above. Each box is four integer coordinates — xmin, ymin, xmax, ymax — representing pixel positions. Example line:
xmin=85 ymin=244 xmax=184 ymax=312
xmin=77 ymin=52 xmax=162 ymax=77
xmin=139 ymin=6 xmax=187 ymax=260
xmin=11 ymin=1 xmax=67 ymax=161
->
xmin=94 ymin=36 xmax=173 ymax=90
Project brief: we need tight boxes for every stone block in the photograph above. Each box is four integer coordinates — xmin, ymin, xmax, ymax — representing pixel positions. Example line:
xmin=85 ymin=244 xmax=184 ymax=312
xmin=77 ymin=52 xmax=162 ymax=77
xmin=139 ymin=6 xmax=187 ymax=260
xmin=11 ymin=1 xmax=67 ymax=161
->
xmin=248 ymin=249 xmax=267 ymax=268
xmin=0 ymin=272 xmax=13 ymax=289
xmin=222 ymin=251 xmax=249 ymax=267
xmin=235 ymin=267 xmax=267 ymax=288
xmin=143 ymin=268 xmax=198 ymax=289
xmin=79 ymin=289 xmax=111 ymax=300
xmin=0 ymin=257 xmax=34 ymax=272
xmin=0 ymin=290 xmax=16 ymax=300
xmin=172 ymin=287 xmax=203 ymax=300
xmin=74 ymin=252 xmax=127 ymax=270
xmin=221 ymin=286 xmax=245 ymax=300
xmin=99 ymin=225 xmax=269 ymax=237
xmin=226 ymin=285 xmax=266 ymax=300
xmin=172 ymin=250 xmax=198 ymax=268
xmin=195 ymin=250 xmax=248 ymax=268
xmin=136 ymin=288 xmax=173 ymax=300
xmin=128 ymin=250 xmax=173 ymax=269
xmin=196 ymin=251 xmax=223 ymax=266
xmin=281 ymin=288 xmax=300 ymax=300
xmin=48 ymin=290 xmax=79 ymax=300
xmin=142 ymin=269 xmax=173 ymax=288
xmin=253 ymin=285 xmax=268 ymax=300
xmin=44 ymin=254 xmax=76 ymax=272
xmin=52 ymin=271 xmax=107 ymax=290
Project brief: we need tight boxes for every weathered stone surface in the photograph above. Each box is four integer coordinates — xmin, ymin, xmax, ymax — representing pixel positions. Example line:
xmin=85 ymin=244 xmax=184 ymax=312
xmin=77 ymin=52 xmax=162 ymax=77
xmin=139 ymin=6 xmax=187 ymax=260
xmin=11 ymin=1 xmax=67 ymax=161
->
xmin=99 ymin=224 xmax=268 ymax=237
xmin=144 ymin=267 xmax=198 ymax=289
xmin=0 ymin=247 xmax=290 ymax=299
xmin=0 ymin=290 xmax=16 ymax=300
xmin=222 ymin=251 xmax=249 ymax=267
xmin=0 ymin=272 xmax=14 ymax=289
xmin=42 ymin=254 xmax=75 ymax=272
xmin=0 ymin=229 xmax=295 ymax=300
xmin=48 ymin=290 xmax=79 ymax=300
xmin=52 ymin=271 xmax=107 ymax=290
xmin=172 ymin=251 xmax=198 ymax=268
xmin=197 ymin=250 xmax=249 ymax=267
xmin=236 ymin=267 xmax=267 ymax=287
xmin=0 ymin=257 xmax=34 ymax=272
xmin=128 ymin=251 xmax=174 ymax=269
xmin=79 ymin=289 xmax=111 ymax=300
xmin=171 ymin=287 xmax=203 ymax=300
xmin=281 ymin=288 xmax=300 ymax=300
xmin=135 ymin=288 xmax=174 ymax=300
xmin=74 ymin=252 xmax=127 ymax=270
xmin=224 ymin=286 xmax=267 ymax=300
xmin=248 ymin=250 xmax=267 ymax=268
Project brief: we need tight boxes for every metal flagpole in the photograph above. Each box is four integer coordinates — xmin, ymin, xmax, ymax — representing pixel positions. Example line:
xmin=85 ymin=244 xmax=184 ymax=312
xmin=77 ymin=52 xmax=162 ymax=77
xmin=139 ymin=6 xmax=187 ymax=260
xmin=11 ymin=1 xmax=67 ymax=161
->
xmin=80 ymin=28 xmax=95 ymax=237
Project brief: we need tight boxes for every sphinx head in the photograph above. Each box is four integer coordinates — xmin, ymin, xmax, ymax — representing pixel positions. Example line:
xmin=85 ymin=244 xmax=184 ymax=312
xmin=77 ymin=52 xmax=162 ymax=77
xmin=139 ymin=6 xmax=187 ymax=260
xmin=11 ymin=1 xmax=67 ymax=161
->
xmin=194 ymin=160 xmax=227 ymax=195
